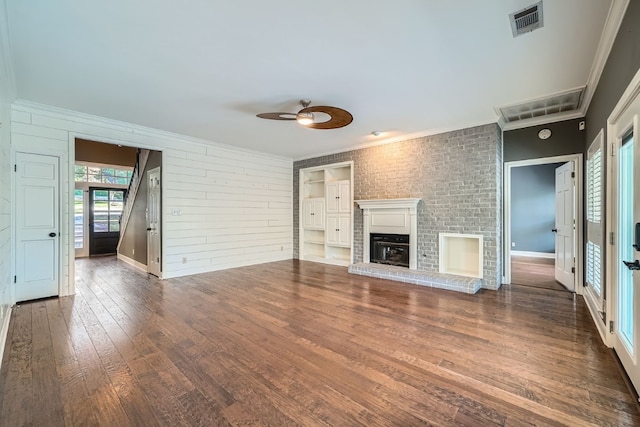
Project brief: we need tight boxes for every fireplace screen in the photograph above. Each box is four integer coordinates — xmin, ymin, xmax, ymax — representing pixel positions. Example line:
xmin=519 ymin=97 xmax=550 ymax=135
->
xmin=370 ymin=233 xmax=410 ymax=268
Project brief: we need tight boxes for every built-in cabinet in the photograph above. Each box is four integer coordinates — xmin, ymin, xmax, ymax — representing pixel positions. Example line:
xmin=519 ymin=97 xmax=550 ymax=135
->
xmin=300 ymin=161 xmax=354 ymax=266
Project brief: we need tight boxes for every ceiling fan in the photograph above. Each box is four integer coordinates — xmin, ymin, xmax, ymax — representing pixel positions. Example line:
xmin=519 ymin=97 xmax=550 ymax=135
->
xmin=257 ymin=99 xmax=353 ymax=130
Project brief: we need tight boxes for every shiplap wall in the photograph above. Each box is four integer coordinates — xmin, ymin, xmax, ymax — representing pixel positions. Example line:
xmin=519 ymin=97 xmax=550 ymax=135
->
xmin=11 ymin=101 xmax=293 ymax=293
xmin=0 ymin=0 xmax=15 ymax=358
xmin=0 ymin=103 xmax=11 ymax=343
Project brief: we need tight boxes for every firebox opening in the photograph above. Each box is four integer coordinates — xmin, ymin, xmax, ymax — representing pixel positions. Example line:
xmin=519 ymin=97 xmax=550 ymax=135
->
xmin=370 ymin=233 xmax=410 ymax=268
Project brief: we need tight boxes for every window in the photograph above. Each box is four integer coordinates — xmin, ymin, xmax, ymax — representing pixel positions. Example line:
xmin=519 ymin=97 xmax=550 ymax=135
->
xmin=75 ymin=164 xmax=133 ymax=185
xmin=74 ymin=189 xmax=84 ymax=248
xmin=92 ymin=189 xmax=125 ymax=233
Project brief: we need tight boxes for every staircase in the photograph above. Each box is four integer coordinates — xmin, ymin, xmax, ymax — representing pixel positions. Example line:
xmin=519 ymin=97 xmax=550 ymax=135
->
xmin=117 ymin=148 xmax=150 ymax=252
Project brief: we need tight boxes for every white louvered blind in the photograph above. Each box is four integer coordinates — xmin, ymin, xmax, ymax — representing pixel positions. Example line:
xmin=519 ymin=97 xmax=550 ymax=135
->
xmin=587 ymin=149 xmax=603 ymax=224
xmin=586 ymin=131 xmax=604 ymax=300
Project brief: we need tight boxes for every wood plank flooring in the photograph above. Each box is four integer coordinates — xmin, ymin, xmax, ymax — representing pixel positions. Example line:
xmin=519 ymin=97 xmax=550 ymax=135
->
xmin=0 ymin=257 xmax=638 ymax=426
xmin=511 ymin=256 xmax=567 ymax=292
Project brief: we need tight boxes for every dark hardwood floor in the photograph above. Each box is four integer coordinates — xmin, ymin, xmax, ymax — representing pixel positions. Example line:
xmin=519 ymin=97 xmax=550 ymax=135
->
xmin=511 ymin=255 xmax=567 ymax=292
xmin=0 ymin=257 xmax=638 ymax=426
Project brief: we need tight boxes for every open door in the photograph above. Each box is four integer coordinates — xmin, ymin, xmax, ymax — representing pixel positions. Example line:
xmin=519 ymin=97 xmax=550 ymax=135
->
xmin=554 ymin=162 xmax=575 ymax=291
xmin=611 ymin=91 xmax=640 ymax=395
xmin=147 ymin=167 xmax=161 ymax=277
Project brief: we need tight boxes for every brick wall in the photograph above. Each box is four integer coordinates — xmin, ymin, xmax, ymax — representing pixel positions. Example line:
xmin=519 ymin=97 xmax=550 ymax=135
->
xmin=294 ymin=123 xmax=503 ymax=290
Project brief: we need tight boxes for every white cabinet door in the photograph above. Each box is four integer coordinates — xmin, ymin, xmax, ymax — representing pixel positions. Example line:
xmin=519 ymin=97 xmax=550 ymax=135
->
xmin=326 ymin=183 xmax=339 ymax=213
xmin=302 ymin=199 xmax=325 ymax=229
xmin=338 ymin=181 xmax=351 ymax=213
xmin=337 ymin=214 xmax=351 ymax=246
xmin=326 ymin=181 xmax=351 ymax=213
xmin=326 ymin=214 xmax=350 ymax=246
xmin=312 ymin=199 xmax=325 ymax=228
xmin=302 ymin=199 xmax=314 ymax=229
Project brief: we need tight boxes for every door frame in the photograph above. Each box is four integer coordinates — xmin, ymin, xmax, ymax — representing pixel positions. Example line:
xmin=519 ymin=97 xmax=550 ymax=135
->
xmin=11 ymin=148 xmax=67 ymax=301
xmin=604 ymin=66 xmax=640 ymax=348
xmin=67 ymin=132 xmax=164 ymax=295
xmin=503 ymin=153 xmax=584 ymax=294
xmin=146 ymin=166 xmax=161 ymax=277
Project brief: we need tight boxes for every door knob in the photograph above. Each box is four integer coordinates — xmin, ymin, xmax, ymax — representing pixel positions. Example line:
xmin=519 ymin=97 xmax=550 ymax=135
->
xmin=622 ymin=260 xmax=640 ymax=271
xmin=146 ymin=228 xmax=152 ymax=231
xmin=48 ymin=232 xmax=57 ymax=237
xmin=551 ymin=228 xmax=558 ymax=233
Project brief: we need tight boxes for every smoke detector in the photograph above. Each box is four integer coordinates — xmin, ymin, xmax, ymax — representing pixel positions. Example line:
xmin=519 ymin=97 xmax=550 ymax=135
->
xmin=510 ymin=1 xmax=544 ymax=37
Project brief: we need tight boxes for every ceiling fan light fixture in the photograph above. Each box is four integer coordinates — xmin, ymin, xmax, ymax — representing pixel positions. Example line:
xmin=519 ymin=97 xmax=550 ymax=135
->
xmin=296 ymin=111 xmax=314 ymax=126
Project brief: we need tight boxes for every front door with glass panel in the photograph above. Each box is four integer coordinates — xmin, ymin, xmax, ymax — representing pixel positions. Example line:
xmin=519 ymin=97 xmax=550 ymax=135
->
xmin=89 ymin=188 xmax=125 ymax=256
xmin=612 ymin=91 xmax=640 ymax=395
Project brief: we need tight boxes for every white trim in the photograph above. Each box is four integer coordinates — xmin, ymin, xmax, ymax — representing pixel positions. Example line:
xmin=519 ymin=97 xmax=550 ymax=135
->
xmin=603 ymin=66 xmax=640 ymax=348
xmin=293 ymin=120 xmax=495 ymax=161
xmin=609 ymin=67 xmax=640 ymax=125
xmin=511 ymin=250 xmax=555 ymax=259
xmin=0 ymin=0 xmax=16 ymax=103
xmin=439 ymin=233 xmax=484 ymax=278
xmin=355 ymin=198 xmax=421 ymax=210
xmin=581 ymin=0 xmax=631 ymax=120
xmin=0 ymin=305 xmax=12 ymax=370
xmin=13 ymin=100 xmax=292 ymax=162
xmin=117 ymin=253 xmax=147 ymax=273
xmin=504 ymin=153 xmax=584 ymax=297
xmin=356 ymin=198 xmax=421 ymax=270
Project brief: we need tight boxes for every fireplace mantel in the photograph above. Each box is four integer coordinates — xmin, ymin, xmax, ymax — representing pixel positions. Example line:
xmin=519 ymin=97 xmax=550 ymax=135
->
xmin=356 ymin=198 xmax=421 ymax=269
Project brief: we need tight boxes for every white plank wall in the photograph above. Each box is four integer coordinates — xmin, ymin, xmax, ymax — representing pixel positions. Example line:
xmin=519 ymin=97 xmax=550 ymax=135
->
xmin=0 ymin=103 xmax=11 ymax=346
xmin=0 ymin=0 xmax=15 ymax=361
xmin=11 ymin=101 xmax=293 ymax=291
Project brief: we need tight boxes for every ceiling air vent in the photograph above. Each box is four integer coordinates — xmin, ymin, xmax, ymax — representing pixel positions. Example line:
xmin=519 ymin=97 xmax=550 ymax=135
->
xmin=510 ymin=1 xmax=544 ymax=37
xmin=497 ymin=86 xmax=585 ymax=124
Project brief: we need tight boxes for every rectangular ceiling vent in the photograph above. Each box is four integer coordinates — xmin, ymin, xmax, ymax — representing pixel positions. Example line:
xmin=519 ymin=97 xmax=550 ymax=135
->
xmin=497 ymin=86 xmax=585 ymax=124
xmin=510 ymin=1 xmax=544 ymax=37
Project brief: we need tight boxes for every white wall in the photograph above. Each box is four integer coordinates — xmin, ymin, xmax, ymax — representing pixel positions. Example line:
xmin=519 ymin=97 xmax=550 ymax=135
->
xmin=0 ymin=0 xmax=16 ymax=360
xmin=11 ymin=101 xmax=293 ymax=294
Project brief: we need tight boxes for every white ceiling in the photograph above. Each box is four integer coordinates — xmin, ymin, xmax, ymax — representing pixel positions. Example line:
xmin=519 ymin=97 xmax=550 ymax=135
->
xmin=6 ymin=1 xmax=615 ymax=159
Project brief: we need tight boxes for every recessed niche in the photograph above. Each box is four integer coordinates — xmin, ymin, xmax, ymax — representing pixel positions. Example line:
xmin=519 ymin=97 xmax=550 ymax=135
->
xmin=439 ymin=233 xmax=483 ymax=279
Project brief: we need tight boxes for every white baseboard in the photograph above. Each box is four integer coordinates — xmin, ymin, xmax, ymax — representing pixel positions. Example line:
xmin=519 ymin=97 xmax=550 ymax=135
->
xmin=511 ymin=250 xmax=555 ymax=259
xmin=0 ymin=305 xmax=13 ymax=370
xmin=117 ymin=253 xmax=148 ymax=273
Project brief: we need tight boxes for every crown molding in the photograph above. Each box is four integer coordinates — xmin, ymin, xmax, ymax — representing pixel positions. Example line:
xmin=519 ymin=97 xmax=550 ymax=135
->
xmin=0 ymin=0 xmax=17 ymax=104
xmin=579 ymin=0 xmax=630 ymax=116
xmin=11 ymin=100 xmax=293 ymax=162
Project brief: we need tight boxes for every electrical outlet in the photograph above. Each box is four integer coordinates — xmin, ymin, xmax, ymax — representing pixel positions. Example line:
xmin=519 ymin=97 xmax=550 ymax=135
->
xmin=511 ymin=242 xmax=515 ymax=247
xmin=182 ymin=257 xmax=187 ymax=264
xmin=132 ymin=249 xmax=135 ymax=255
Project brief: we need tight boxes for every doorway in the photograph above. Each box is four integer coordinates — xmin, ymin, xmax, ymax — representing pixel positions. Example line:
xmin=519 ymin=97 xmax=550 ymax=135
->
xmin=607 ymin=78 xmax=640 ymax=395
xmin=504 ymin=154 xmax=584 ymax=293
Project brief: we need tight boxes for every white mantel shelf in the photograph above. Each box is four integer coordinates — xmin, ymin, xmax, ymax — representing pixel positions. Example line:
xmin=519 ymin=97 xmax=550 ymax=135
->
xmin=356 ymin=198 xmax=421 ymax=210
xmin=356 ymin=198 xmax=421 ymax=270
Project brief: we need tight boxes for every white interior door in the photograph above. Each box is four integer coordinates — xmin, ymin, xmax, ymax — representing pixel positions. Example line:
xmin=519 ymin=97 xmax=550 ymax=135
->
xmin=611 ymin=91 xmax=640 ymax=395
xmin=15 ymin=152 xmax=60 ymax=301
xmin=554 ymin=162 xmax=575 ymax=291
xmin=147 ymin=167 xmax=161 ymax=277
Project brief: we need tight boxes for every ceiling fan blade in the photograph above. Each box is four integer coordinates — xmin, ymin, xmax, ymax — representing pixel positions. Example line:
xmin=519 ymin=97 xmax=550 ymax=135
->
xmin=256 ymin=112 xmax=297 ymax=120
xmin=299 ymin=106 xmax=353 ymax=129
